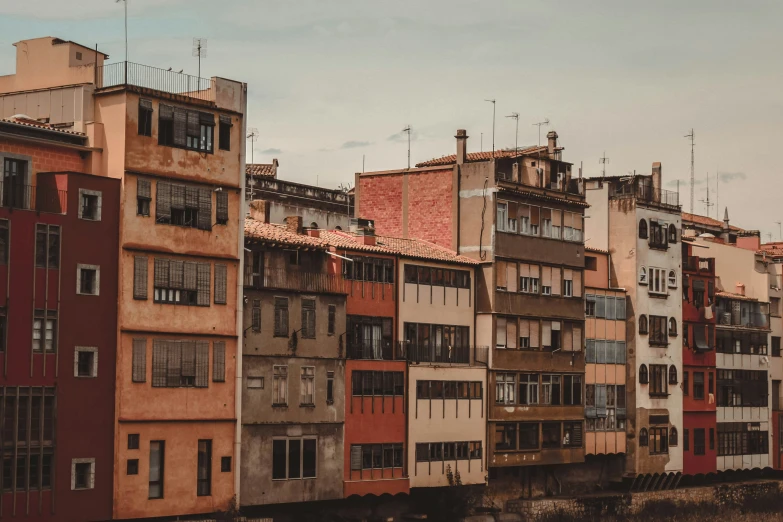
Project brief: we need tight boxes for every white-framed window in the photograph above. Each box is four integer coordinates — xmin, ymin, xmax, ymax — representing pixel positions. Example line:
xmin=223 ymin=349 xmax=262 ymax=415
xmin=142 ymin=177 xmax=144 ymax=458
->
xmin=564 ymin=279 xmax=573 ymax=297
xmin=496 ymin=317 xmax=507 ymax=349
xmin=519 ymin=263 xmax=539 ymax=294
xmin=668 ymin=270 xmax=677 ymax=288
xmin=300 ymin=366 xmax=315 ymax=405
xmin=495 ymin=373 xmax=515 ymax=404
xmin=76 ymin=264 xmax=100 ymax=296
xmin=497 ymin=202 xmax=508 ymax=232
xmin=74 ymin=346 xmax=98 ymax=378
xmin=273 ymin=365 xmax=288 ymax=405
xmin=78 ymin=189 xmax=102 ymax=221
xmin=71 ymin=458 xmax=95 ymax=490
xmin=247 ymin=376 xmax=264 ymax=389
xmin=648 ymin=267 xmax=668 ymax=295
xmin=639 ymin=266 xmax=647 ymax=285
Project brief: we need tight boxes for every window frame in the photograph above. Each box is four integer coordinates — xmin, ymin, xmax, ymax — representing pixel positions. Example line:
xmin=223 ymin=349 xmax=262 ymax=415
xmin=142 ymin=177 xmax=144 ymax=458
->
xmin=77 ymin=189 xmax=102 ymax=221
xmin=76 ymin=264 xmax=100 ymax=296
xmin=74 ymin=346 xmax=98 ymax=378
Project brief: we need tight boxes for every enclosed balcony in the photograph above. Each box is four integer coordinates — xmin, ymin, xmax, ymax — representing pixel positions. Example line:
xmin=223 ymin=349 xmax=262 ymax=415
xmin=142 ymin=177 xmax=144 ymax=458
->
xmin=715 ymin=294 xmax=770 ymax=330
xmin=608 ymin=180 xmax=679 ymax=211
xmin=243 ymin=267 xmax=347 ymax=294
xmin=399 ymin=342 xmax=488 ymax=366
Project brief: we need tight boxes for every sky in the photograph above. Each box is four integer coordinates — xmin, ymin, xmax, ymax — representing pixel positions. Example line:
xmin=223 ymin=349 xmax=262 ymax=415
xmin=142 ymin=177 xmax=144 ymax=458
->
xmin=1 ymin=0 xmax=782 ymax=238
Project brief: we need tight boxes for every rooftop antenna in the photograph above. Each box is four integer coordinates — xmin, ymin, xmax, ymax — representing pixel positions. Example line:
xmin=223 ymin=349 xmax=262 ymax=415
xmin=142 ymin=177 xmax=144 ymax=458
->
xmin=533 ymin=119 xmax=549 ymax=185
xmin=402 ymin=125 xmax=411 ymax=169
xmin=777 ymin=221 xmax=782 ymax=241
xmin=480 ymin=132 xmax=483 ymax=153
xmin=116 ymin=0 xmax=128 ymax=63
xmin=484 ymin=99 xmax=496 ymax=157
xmin=533 ymin=118 xmax=550 ymax=149
xmin=685 ymin=129 xmax=695 ymax=214
xmin=599 ymin=151 xmax=609 ymax=178
xmin=716 ymin=166 xmax=720 ymax=221
xmin=699 ymin=172 xmax=714 ymax=216
xmin=192 ymin=38 xmax=207 ymax=84
xmin=506 ymin=112 xmax=519 ymax=157
xmin=246 ymin=127 xmax=259 ymax=164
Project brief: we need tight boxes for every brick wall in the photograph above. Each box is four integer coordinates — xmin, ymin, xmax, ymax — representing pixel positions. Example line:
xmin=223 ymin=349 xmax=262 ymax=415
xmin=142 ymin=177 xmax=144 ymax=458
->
xmin=359 ymin=174 xmax=404 ymax=237
xmin=0 ymin=137 xmax=87 ymax=175
xmin=407 ymin=169 xmax=453 ymax=249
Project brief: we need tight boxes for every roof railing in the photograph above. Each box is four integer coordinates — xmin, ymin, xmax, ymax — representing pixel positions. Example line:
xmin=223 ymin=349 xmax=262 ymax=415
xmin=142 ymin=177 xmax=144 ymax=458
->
xmin=95 ymin=61 xmax=215 ymax=102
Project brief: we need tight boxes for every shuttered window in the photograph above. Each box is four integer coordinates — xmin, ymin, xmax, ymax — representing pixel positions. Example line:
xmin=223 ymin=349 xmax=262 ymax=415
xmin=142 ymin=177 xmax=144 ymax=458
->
xmin=133 ymin=256 xmax=148 ymax=300
xmin=173 ymin=108 xmax=187 ymax=146
xmin=132 ymin=338 xmax=147 ymax=382
xmin=197 ymin=263 xmax=211 ymax=306
xmin=274 ymin=298 xmax=289 ymax=337
xmin=214 ymin=264 xmax=227 ymax=305
xmin=154 ymin=258 xmax=211 ymax=306
xmin=152 ymin=339 xmax=210 ymax=388
xmin=156 ymin=182 xmax=172 ymax=222
xmin=195 ymin=341 xmax=209 ymax=387
xmin=155 ymin=181 xmax=212 ymax=231
xmin=350 ymin=445 xmax=362 ymax=471
xmin=252 ymin=300 xmax=261 ymax=332
xmin=301 ymin=298 xmax=316 ymax=339
xmin=216 ymin=191 xmax=228 ymax=225
xmin=137 ymin=179 xmax=151 ymax=216
xmin=213 ymin=341 xmax=226 ymax=382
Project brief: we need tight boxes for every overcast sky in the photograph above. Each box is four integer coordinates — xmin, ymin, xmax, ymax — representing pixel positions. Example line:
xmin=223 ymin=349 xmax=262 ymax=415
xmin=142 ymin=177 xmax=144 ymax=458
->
xmin=1 ymin=0 xmax=782 ymax=238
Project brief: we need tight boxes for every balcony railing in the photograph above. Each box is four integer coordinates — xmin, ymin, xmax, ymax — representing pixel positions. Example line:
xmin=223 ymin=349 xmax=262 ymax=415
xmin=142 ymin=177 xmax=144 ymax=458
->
xmin=0 ymin=183 xmax=66 ymax=214
xmin=717 ymin=311 xmax=770 ymax=329
xmin=609 ymin=183 xmax=680 ymax=210
xmin=96 ymin=61 xmax=215 ymax=102
xmin=399 ymin=343 xmax=489 ymax=366
xmin=244 ymin=267 xmax=347 ymax=294
xmin=685 ymin=256 xmax=715 ymax=274
xmin=346 ymin=340 xmax=403 ymax=361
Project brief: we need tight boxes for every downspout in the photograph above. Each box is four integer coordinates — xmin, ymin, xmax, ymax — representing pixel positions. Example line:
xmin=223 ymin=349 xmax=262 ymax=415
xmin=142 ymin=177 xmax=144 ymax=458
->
xmin=234 ymin=83 xmax=248 ymax=507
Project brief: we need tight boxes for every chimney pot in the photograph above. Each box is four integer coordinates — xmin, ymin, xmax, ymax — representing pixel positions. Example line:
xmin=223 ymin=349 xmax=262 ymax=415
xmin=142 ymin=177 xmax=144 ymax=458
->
xmin=455 ymin=129 xmax=468 ymax=165
xmin=285 ymin=215 xmax=303 ymax=235
xmin=736 ymin=282 xmax=745 ymax=296
xmin=547 ymin=130 xmax=558 ymax=155
xmin=248 ymin=200 xmax=270 ymax=223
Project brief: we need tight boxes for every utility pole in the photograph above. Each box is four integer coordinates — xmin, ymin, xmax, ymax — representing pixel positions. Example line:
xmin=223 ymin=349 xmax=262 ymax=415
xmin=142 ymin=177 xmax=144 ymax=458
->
xmin=700 ymin=172 xmax=714 ymax=216
xmin=485 ymin=99 xmax=496 ymax=157
xmin=402 ymin=126 xmax=411 ymax=169
xmin=599 ymin=151 xmax=609 ymax=178
xmin=685 ymin=129 xmax=695 ymax=214
xmin=116 ymin=0 xmax=128 ymax=62
xmin=777 ymin=221 xmax=782 ymax=241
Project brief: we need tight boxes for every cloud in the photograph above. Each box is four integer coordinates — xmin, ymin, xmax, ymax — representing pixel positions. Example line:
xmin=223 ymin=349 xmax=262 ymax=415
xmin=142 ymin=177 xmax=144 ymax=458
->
xmin=666 ymin=172 xmax=746 ymax=189
xmin=261 ymin=148 xmax=282 ymax=154
xmin=341 ymin=140 xmax=372 ymax=149
xmin=387 ymin=129 xmax=420 ymax=143
xmin=718 ymin=171 xmax=746 ymax=182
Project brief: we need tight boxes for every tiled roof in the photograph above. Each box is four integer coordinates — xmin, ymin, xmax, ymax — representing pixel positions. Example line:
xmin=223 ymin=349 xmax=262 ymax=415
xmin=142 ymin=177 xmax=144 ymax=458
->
xmin=760 ymin=243 xmax=783 ymax=257
xmin=0 ymin=116 xmax=85 ymax=136
xmin=320 ymin=230 xmax=479 ymax=265
xmin=682 ymin=212 xmax=743 ymax=232
xmin=585 ymin=246 xmax=609 ymax=255
xmin=498 ymin=185 xmax=588 ymax=208
xmin=415 ymin=145 xmax=550 ymax=167
xmin=716 ymin=291 xmax=757 ymax=302
xmin=246 ymin=164 xmax=277 ymax=177
xmin=244 ymin=218 xmax=328 ymax=249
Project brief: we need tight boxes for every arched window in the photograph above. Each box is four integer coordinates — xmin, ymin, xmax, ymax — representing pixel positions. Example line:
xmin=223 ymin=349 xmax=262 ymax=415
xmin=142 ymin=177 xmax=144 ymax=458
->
xmin=639 ymin=315 xmax=648 ymax=334
xmin=639 ymin=266 xmax=648 ymax=285
xmin=669 ymin=318 xmax=677 ymax=336
xmin=334 ymin=226 xmax=342 ymax=231
xmin=668 ymin=270 xmax=677 ymax=288
xmin=668 ymin=224 xmax=677 ymax=243
xmin=639 ymin=364 xmax=649 ymax=384
xmin=668 ymin=365 xmax=678 ymax=385
xmin=669 ymin=427 xmax=678 ymax=446
xmin=639 ymin=219 xmax=648 ymax=239
xmin=310 ymin=222 xmax=319 ymax=230
xmin=639 ymin=428 xmax=649 ymax=447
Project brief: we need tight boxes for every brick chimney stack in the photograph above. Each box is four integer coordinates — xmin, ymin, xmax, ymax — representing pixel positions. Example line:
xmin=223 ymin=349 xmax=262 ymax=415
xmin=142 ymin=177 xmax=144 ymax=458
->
xmin=651 ymin=162 xmax=662 ymax=194
xmin=456 ymin=129 xmax=468 ymax=165
xmin=285 ymin=215 xmax=303 ymax=235
xmin=271 ymin=158 xmax=279 ymax=178
xmin=248 ymin=200 xmax=270 ymax=223
xmin=547 ymin=130 xmax=558 ymax=156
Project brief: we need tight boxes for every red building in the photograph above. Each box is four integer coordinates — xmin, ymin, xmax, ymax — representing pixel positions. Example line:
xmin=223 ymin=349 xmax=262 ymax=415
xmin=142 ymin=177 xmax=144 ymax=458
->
xmin=681 ymin=241 xmax=717 ymax=475
xmin=0 ymin=118 xmax=119 ymax=521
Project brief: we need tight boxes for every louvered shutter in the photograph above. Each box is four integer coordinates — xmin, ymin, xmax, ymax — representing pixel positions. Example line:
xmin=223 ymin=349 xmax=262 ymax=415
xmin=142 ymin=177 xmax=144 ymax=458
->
xmin=197 ymin=263 xmax=211 ymax=306
xmin=132 ymin=338 xmax=147 ymax=382
xmin=173 ymin=108 xmax=187 ymax=146
xmin=570 ymin=423 xmax=583 ymax=446
xmin=154 ymin=258 xmax=170 ymax=289
xmin=573 ymin=270 xmax=582 ymax=298
xmin=181 ymin=341 xmax=196 ymax=378
xmin=187 ymin=110 xmax=200 ymax=137
xmin=195 ymin=341 xmax=209 ymax=387
xmin=573 ymin=326 xmax=582 ymax=352
xmin=200 ymin=112 xmax=215 ymax=125
xmin=216 ymin=191 xmax=228 ymax=224
xmin=159 ymin=104 xmax=174 ymax=120
xmin=551 ymin=267 xmax=561 ymax=295
xmin=184 ymin=262 xmax=198 ymax=291
xmin=530 ymin=319 xmax=540 ymax=348
xmin=496 ymin=261 xmax=507 ymax=289
xmin=542 ymin=322 xmax=552 ymax=347
xmin=185 ymin=186 xmax=199 ymax=209
xmin=214 ymin=264 xmax=227 ymax=304
xmin=197 ymin=188 xmax=212 ymax=230
xmin=506 ymin=318 xmax=517 ymax=349
xmin=171 ymin=184 xmax=186 ymax=210
xmin=596 ymin=385 xmax=607 ymax=417
xmin=134 ymin=256 xmax=148 ymax=300
xmin=137 ymin=178 xmax=151 ymax=199
xmin=213 ymin=341 xmax=226 ymax=382
xmin=169 ymin=260 xmax=184 ymax=289
xmin=350 ymin=446 xmax=362 ymax=470
xmin=152 ymin=340 xmax=167 ymax=387
xmin=166 ymin=341 xmax=182 ymax=387
xmin=156 ymin=182 xmax=171 ymax=221
xmin=563 ymin=324 xmax=573 ymax=351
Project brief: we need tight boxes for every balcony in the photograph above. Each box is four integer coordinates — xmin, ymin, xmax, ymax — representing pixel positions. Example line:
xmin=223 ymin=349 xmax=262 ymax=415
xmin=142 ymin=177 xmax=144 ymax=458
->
xmin=609 ymin=183 xmax=680 ymax=211
xmin=244 ymin=267 xmax=347 ymax=294
xmin=684 ymin=256 xmax=715 ymax=274
xmin=347 ymin=340 xmax=404 ymax=361
xmin=0 ymin=183 xmax=66 ymax=214
xmin=400 ymin=342 xmax=488 ymax=366
xmin=96 ymin=62 xmax=215 ymax=103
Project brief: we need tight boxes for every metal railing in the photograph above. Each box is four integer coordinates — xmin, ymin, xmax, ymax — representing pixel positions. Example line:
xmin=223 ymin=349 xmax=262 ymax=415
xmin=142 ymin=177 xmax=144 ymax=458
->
xmin=95 ymin=61 xmax=215 ymax=102
xmin=0 ymin=183 xmax=66 ymax=214
xmin=244 ymin=267 xmax=347 ymax=294
xmin=610 ymin=183 xmax=680 ymax=209
xmin=685 ymin=256 xmax=714 ymax=273
xmin=400 ymin=343 xmax=489 ymax=365
xmin=346 ymin=340 xmax=402 ymax=361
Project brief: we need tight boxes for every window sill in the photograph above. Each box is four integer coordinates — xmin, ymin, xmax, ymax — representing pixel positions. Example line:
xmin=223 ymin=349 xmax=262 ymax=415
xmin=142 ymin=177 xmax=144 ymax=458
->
xmin=300 ymin=403 xmax=315 ymax=408
xmin=272 ymin=403 xmax=288 ymax=408
xmin=649 ymin=342 xmax=669 ymax=348
xmin=649 ymin=393 xmax=670 ymax=398
xmin=648 ymin=293 xmax=669 ymax=299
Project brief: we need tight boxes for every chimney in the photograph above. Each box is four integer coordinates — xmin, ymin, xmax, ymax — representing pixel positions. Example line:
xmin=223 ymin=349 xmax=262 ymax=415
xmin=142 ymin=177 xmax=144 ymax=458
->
xmin=455 ymin=129 xmax=468 ymax=165
xmin=547 ymin=130 xmax=558 ymax=156
xmin=285 ymin=215 xmax=303 ymax=235
xmin=307 ymin=229 xmax=321 ymax=238
xmin=651 ymin=162 xmax=662 ymax=194
xmin=736 ymin=282 xmax=745 ymax=296
xmin=272 ymin=158 xmax=279 ymax=178
xmin=248 ymin=200 xmax=270 ymax=223
xmin=361 ymin=235 xmax=376 ymax=246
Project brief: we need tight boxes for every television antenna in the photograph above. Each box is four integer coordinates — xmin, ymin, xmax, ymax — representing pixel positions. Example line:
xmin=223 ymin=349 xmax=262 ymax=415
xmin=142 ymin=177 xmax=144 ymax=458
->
xmin=599 ymin=152 xmax=609 ymax=178
xmin=533 ymin=118 xmax=550 ymax=148
xmin=699 ymin=172 xmax=714 ymax=216
xmin=247 ymin=128 xmax=259 ymax=164
xmin=402 ymin=126 xmax=411 ymax=169
xmin=192 ymin=38 xmax=207 ymax=82
xmin=776 ymin=221 xmax=782 ymax=241
xmin=116 ymin=0 xmax=128 ymax=63
xmin=484 ymin=99 xmax=496 ymax=157
xmin=685 ymin=129 xmax=695 ymax=214
xmin=506 ymin=112 xmax=520 ymax=158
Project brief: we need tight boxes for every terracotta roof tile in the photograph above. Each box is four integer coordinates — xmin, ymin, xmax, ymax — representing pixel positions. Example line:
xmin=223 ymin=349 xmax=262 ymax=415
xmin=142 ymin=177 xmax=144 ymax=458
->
xmin=246 ymin=163 xmax=277 ymax=177
xmin=244 ymin=218 xmax=328 ymax=249
xmin=319 ymin=230 xmax=479 ymax=265
xmin=1 ymin=116 xmax=85 ymax=136
xmin=415 ymin=146 xmax=550 ymax=167
xmin=586 ymin=246 xmax=609 ymax=255
xmin=682 ymin=212 xmax=743 ymax=232
xmin=716 ymin=291 xmax=758 ymax=302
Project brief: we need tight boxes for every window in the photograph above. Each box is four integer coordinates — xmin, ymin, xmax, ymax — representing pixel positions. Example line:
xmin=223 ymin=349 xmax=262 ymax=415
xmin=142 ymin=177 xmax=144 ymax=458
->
xmin=668 ymin=366 xmax=678 ymax=385
xmin=327 ymin=305 xmax=336 ymax=335
xmin=649 ymin=315 xmax=668 ymax=346
xmin=649 ymin=427 xmax=668 ymax=454
xmin=212 ymin=341 xmax=225 ymax=383
xmin=542 ymin=422 xmax=561 ymax=449
xmin=639 ymin=266 xmax=647 ymax=285
xmin=639 ymin=428 xmax=648 ymax=446
xmin=128 ymin=434 xmax=140 ymax=450
xmin=692 ymin=428 xmax=705 ymax=455
xmin=497 ymin=202 xmax=508 ymax=232
xmin=563 ymin=375 xmax=582 ymax=405
xmin=648 ymin=267 xmax=668 ymax=294
xmin=519 ymin=373 xmax=538 ymax=405
xmin=247 ymin=376 xmax=264 ymax=389
xmin=127 ymin=459 xmax=139 ymax=475
xmin=151 ymin=339 xmax=210 ymax=388
xmin=215 ymin=190 xmax=228 ymax=225
xmin=669 ymin=317 xmax=677 ymax=336
xmin=301 ymin=299 xmax=316 ymax=339
xmin=221 ymin=456 xmax=231 ymax=472
xmin=273 ymin=366 xmax=288 ymax=405
xmin=272 ymin=438 xmax=317 ymax=480
xmin=649 ymin=365 xmax=668 ymax=396
xmin=71 ymin=459 xmax=95 ymax=490
xmin=773 ymin=336 xmax=781 ymax=357
xmin=153 ymin=259 xmax=210 ymax=306
xmin=300 ymin=367 xmax=315 ymax=405
xmin=352 ymin=443 xmax=404 ymax=470
xmin=496 ymin=373 xmax=516 ymax=405
xmin=585 ymin=256 xmax=597 ymax=271
xmin=541 ymin=375 xmax=561 ymax=405
xmin=196 ymin=440 xmax=212 ymax=497
xmin=668 ymin=270 xmax=677 ymax=288
xmin=717 ymin=369 xmax=768 ymax=407
xmin=519 ymin=423 xmax=539 ymax=450
xmin=693 ymin=372 xmax=705 ymax=400
xmin=352 ymin=371 xmax=404 ymax=397
xmin=159 ymin=105 xmax=174 ymax=145
xmin=77 ymin=264 xmax=99 ymax=295
xmin=683 ymin=371 xmax=689 ymax=396
xmin=639 ymin=219 xmax=648 ymax=239
xmin=78 ymin=189 xmax=101 ymax=221
xmin=274 ymin=298 xmax=289 ymax=337
xmin=219 ymin=115 xmax=232 ymax=151
xmin=710 ymin=428 xmax=715 ymax=450
xmin=326 ymin=371 xmax=334 ymax=404
xmin=639 ymin=315 xmax=648 ymax=335
xmin=519 ymin=263 xmax=540 ymax=294
xmin=709 ymin=372 xmax=714 ymax=395
xmin=32 ymin=310 xmax=57 ymax=352
xmin=214 ymin=264 xmax=227 ymax=305
xmin=133 ymin=256 xmax=148 ymax=300
xmin=684 ymin=429 xmax=689 ymax=451
xmin=649 ymin=220 xmax=668 ymax=249
xmin=668 ymin=223 xmax=677 ymax=243
xmin=563 ymin=422 xmax=582 ymax=448
xmin=495 ymin=423 xmax=517 ymax=451
xmin=346 ymin=256 xmax=396 ymax=283
xmin=155 ymin=181 xmax=213 ymax=230
xmin=74 ymin=347 xmax=98 ymax=378
xmin=718 ymin=422 xmax=769 ymax=456
xmin=639 ymin=364 xmax=649 ymax=384
xmin=35 ymin=224 xmax=60 ymax=268
xmin=137 ymin=179 xmax=151 ymax=216
xmin=251 ymin=300 xmax=261 ymax=332
xmin=138 ymin=99 xmax=153 ymax=136
xmin=149 ymin=441 xmax=164 ymax=499
xmin=586 ymin=294 xmax=596 ymax=317
xmin=670 ymin=427 xmax=678 ymax=446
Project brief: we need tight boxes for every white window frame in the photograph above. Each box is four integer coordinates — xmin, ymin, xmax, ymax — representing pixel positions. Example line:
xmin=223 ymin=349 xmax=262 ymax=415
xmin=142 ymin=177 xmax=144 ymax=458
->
xmin=496 ymin=373 xmax=515 ymax=404
xmin=74 ymin=346 xmax=98 ymax=378
xmin=273 ymin=365 xmax=288 ymax=405
xmin=497 ymin=202 xmax=508 ymax=232
xmin=78 ymin=189 xmax=102 ymax=221
xmin=247 ymin=376 xmax=264 ymax=389
xmin=639 ymin=266 xmax=647 ymax=285
xmin=76 ymin=264 xmax=100 ymax=296
xmin=564 ymin=279 xmax=573 ymax=297
xmin=648 ymin=267 xmax=667 ymax=295
xmin=71 ymin=458 xmax=95 ymax=490
xmin=668 ymin=270 xmax=677 ymax=288
xmin=300 ymin=366 xmax=315 ymax=405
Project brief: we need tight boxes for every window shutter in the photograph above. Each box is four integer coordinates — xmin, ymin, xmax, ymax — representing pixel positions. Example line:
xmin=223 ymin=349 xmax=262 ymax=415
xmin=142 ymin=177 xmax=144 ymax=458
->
xmin=133 ymin=256 xmax=148 ymax=300
xmin=137 ymin=179 xmax=151 ymax=199
xmin=616 ymin=297 xmax=626 ymax=319
xmin=350 ymin=446 xmax=362 ymax=471
xmin=596 ymin=385 xmax=607 ymax=417
xmin=184 ymin=262 xmax=198 ymax=290
xmin=585 ymin=339 xmax=595 ymax=363
xmin=530 ymin=320 xmax=540 ymax=348
xmin=172 ymin=184 xmax=186 ymax=210
xmin=159 ymin=104 xmax=174 ymax=120
xmin=570 ymin=423 xmax=583 ymax=446
xmin=573 ymin=271 xmax=582 ymax=298
xmin=156 ymin=182 xmax=171 ymax=222
xmin=214 ymin=264 xmax=227 ymax=304
xmin=187 ymin=110 xmax=200 ymax=136
xmin=197 ymin=188 xmax=212 ymax=231
xmin=506 ymin=318 xmax=517 ymax=349
xmin=542 ymin=322 xmax=552 ymax=347
xmin=152 ymin=340 xmax=167 ymax=387
xmin=200 ymin=112 xmax=215 ymax=125
xmin=216 ymin=191 xmax=228 ymax=223
xmin=195 ymin=341 xmax=209 ymax=387
xmin=173 ymin=108 xmax=187 ymax=146
xmin=169 ymin=260 xmax=184 ymax=289
xmin=573 ymin=326 xmax=582 ymax=352
xmin=154 ymin=258 xmax=170 ymax=288
xmin=181 ymin=341 xmax=196 ymax=377
xmin=197 ymin=263 xmax=211 ymax=306
xmin=563 ymin=324 xmax=573 ymax=351
xmin=213 ymin=341 xmax=226 ymax=382
xmin=132 ymin=338 xmax=147 ymax=382
xmin=185 ymin=186 xmax=198 ymax=209
xmin=166 ymin=341 xmax=182 ymax=387
xmin=551 ymin=267 xmax=561 ymax=295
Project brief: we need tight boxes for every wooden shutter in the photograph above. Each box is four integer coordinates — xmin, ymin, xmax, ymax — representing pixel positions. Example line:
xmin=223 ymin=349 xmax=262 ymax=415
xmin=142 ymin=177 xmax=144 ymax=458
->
xmin=542 ymin=266 xmax=552 ymax=288
xmin=197 ymin=263 xmax=211 ymax=306
xmin=156 ymin=182 xmax=171 ymax=221
xmin=167 ymin=260 xmax=183 ymax=289
xmin=214 ymin=264 xmax=227 ymax=304
xmin=185 ymin=186 xmax=199 ymax=209
xmin=172 ymin=184 xmax=186 ymax=210
xmin=181 ymin=341 xmax=196 ymax=377
xmin=530 ymin=320 xmax=540 ymax=348
xmin=551 ymin=267 xmax=561 ymax=295
xmin=506 ymin=262 xmax=517 ymax=292
xmin=496 ymin=261 xmax=507 ymax=289
xmin=166 ymin=341 xmax=182 ymax=387
xmin=275 ymin=298 xmax=288 ymax=336
xmin=132 ymin=338 xmax=147 ymax=382
xmin=152 ymin=340 xmax=167 ymax=387
xmin=133 ymin=256 xmax=148 ymax=300
xmin=187 ymin=110 xmax=200 ymax=136
xmin=563 ymin=323 xmax=573 ymax=351
xmin=506 ymin=318 xmax=517 ymax=349
xmin=520 ymin=319 xmax=530 ymax=343
xmin=542 ymin=322 xmax=552 ymax=347
xmin=173 ymin=108 xmax=187 ymax=146
xmin=159 ymin=104 xmax=174 ymax=120
xmin=570 ymin=423 xmax=583 ymax=446
xmin=184 ymin=262 xmax=198 ymax=290
xmin=519 ymin=263 xmax=530 ymax=279
xmin=216 ymin=191 xmax=228 ymax=223
xmin=350 ymin=446 xmax=362 ymax=471
xmin=198 ymin=188 xmax=212 ymax=230
xmin=137 ymin=178 xmax=151 ymax=199
xmin=213 ymin=341 xmax=226 ymax=382
xmin=573 ymin=326 xmax=582 ymax=352
xmin=573 ymin=270 xmax=582 ymax=298
xmin=154 ymin=258 xmax=170 ymax=288
xmin=195 ymin=341 xmax=209 ymax=387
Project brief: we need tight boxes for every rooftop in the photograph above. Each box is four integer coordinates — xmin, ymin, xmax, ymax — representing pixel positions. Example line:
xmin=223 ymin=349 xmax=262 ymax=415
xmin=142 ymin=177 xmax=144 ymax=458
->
xmin=246 ymin=162 xmax=278 ymax=178
xmin=716 ymin=291 xmax=758 ymax=302
xmin=415 ymin=145 xmax=552 ymax=167
xmin=1 ymin=115 xmax=85 ymax=137
xmin=682 ymin=211 xmax=743 ymax=232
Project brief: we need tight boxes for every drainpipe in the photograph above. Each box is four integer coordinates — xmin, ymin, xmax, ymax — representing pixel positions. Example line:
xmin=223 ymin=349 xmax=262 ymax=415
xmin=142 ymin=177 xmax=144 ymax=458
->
xmin=234 ymin=83 xmax=248 ymax=507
